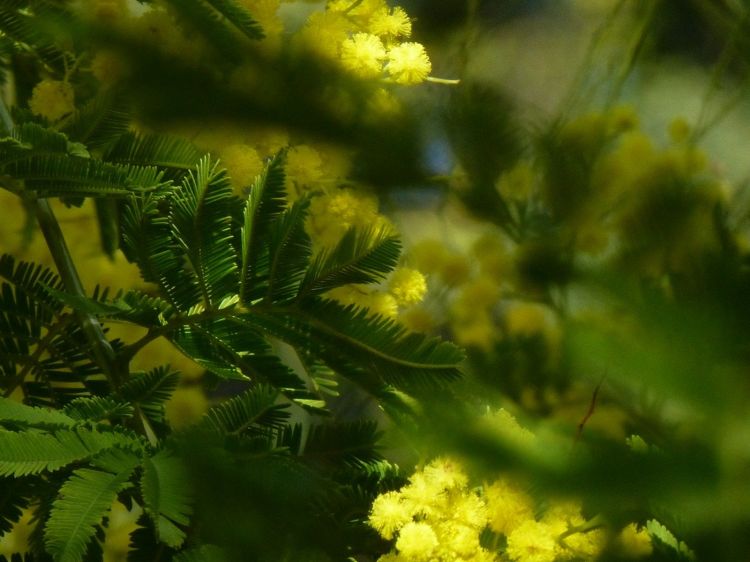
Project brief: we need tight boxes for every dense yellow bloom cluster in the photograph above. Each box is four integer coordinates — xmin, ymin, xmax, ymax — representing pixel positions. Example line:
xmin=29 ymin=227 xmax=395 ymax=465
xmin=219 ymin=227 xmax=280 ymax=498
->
xmin=369 ymin=457 xmax=494 ymax=562
xmin=28 ymin=79 xmax=75 ymax=121
xmin=296 ymin=0 xmax=433 ymax=85
xmin=369 ymin=410 xmax=657 ymax=562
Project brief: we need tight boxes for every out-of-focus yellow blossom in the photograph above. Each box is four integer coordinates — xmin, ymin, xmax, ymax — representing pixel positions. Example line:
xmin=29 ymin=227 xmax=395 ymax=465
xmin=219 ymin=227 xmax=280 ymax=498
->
xmin=409 ymin=239 xmax=449 ymax=275
xmin=484 ymin=478 xmax=536 ymax=536
xmin=472 ymin=231 xmax=515 ymax=281
xmin=221 ymin=144 xmax=264 ymax=193
xmin=307 ymin=188 xmax=380 ymax=246
xmin=102 ymin=500 xmax=142 ymax=562
xmin=367 ymin=87 xmax=403 ymax=119
xmin=91 ymin=50 xmax=130 ymax=86
xmin=29 ymin=79 xmax=75 ymax=121
xmin=295 ymin=10 xmax=352 ymax=60
xmin=328 ymin=0 xmax=387 ymax=20
xmin=505 ymin=519 xmax=559 ymax=562
xmin=395 ymin=521 xmax=438 ymax=560
xmin=437 ymin=252 xmax=472 ymax=286
xmin=77 ymin=0 xmax=129 ymax=22
xmin=386 ymin=42 xmax=431 ymax=85
xmin=607 ymin=104 xmax=639 ymax=134
xmin=0 ymin=508 xmax=33 ymax=559
xmin=616 ymin=523 xmax=653 ymax=558
xmin=668 ymin=116 xmax=692 ymax=144
xmin=368 ymin=6 xmax=412 ymax=38
xmin=457 ymin=276 xmax=501 ymax=308
xmin=558 ymin=111 xmax=609 ymax=151
xmin=452 ymin=313 xmax=496 ymax=352
xmin=370 ymin=491 xmax=412 ymax=540
xmin=389 ymin=267 xmax=427 ymax=306
xmin=505 ymin=301 xmax=556 ymax=339
xmin=497 ymin=162 xmax=536 ymax=201
xmin=165 ymin=386 xmax=209 ymax=429
xmin=340 ymin=33 xmax=387 ymax=78
xmin=131 ymin=9 xmax=184 ymax=55
xmin=399 ymin=306 xmax=435 ymax=333
xmin=285 ymin=144 xmax=324 ymax=198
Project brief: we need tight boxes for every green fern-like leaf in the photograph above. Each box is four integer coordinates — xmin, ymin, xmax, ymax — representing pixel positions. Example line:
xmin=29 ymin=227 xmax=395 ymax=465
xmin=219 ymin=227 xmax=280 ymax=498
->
xmin=265 ymin=198 xmax=312 ymax=303
xmin=0 ymin=427 xmax=142 ymax=477
xmin=234 ymin=300 xmax=464 ymax=392
xmin=200 ymin=0 xmax=264 ymax=40
xmin=140 ymin=449 xmax=193 ymax=548
xmin=201 ymin=384 xmax=289 ymax=436
xmin=0 ymin=396 xmax=76 ymax=429
xmin=119 ymin=188 xmax=201 ymax=308
xmin=239 ymin=151 xmax=287 ymax=302
xmin=2 ymin=154 xmax=166 ymax=198
xmin=118 ymin=366 xmax=180 ymax=424
xmin=62 ymin=92 xmax=131 ymax=150
xmin=303 ymin=420 xmax=383 ymax=472
xmin=45 ymin=461 xmax=138 ymax=562
xmin=0 ymin=3 xmax=65 ymax=72
xmin=62 ymin=396 xmax=134 ymax=423
xmin=171 ymin=156 xmax=238 ymax=306
xmin=102 ymin=132 xmax=202 ymax=175
xmin=298 ymin=226 xmax=401 ymax=300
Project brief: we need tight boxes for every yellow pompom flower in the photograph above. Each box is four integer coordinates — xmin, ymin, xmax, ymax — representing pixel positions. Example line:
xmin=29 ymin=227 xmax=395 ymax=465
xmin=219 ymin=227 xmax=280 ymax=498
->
xmin=668 ymin=116 xmax=692 ymax=144
xmin=165 ymin=386 xmax=209 ymax=429
xmin=484 ymin=478 xmax=536 ymax=536
xmin=617 ymin=523 xmax=653 ymax=558
xmin=409 ymin=239 xmax=449 ymax=275
xmin=285 ymin=144 xmax=324 ymax=197
xmin=221 ymin=144 xmax=264 ymax=193
xmin=369 ymin=491 xmax=412 ymax=540
xmin=307 ymin=188 xmax=380 ymax=246
xmin=399 ymin=306 xmax=435 ymax=333
xmin=395 ymin=521 xmax=439 ymax=560
xmin=367 ymin=291 xmax=399 ymax=319
xmin=438 ymin=253 xmax=472 ymax=286
xmin=505 ymin=520 xmax=559 ymax=562
xmin=369 ymin=6 xmax=412 ymax=38
xmin=91 ymin=50 xmax=130 ymax=86
xmin=386 ymin=42 xmax=431 ymax=84
xmin=389 ymin=267 xmax=427 ymax=306
xmin=340 ymin=32 xmax=387 ymax=78
xmin=29 ymin=79 xmax=75 ymax=121
xmin=295 ymin=10 xmax=352 ymax=61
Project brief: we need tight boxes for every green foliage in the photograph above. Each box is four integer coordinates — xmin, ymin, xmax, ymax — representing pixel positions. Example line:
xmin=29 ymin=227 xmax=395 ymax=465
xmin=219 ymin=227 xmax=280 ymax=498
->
xmin=44 ymin=462 xmax=138 ymax=562
xmin=141 ymin=450 xmax=193 ymax=548
xmin=0 ymin=26 xmax=463 ymax=557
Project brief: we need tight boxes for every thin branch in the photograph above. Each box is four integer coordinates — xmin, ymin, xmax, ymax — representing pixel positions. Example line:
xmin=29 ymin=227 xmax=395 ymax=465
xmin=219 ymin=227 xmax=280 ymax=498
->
xmin=0 ymin=94 xmax=124 ymax=390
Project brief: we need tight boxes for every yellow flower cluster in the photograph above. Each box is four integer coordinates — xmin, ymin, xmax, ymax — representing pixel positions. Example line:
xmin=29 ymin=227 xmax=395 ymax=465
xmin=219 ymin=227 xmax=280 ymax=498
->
xmin=326 ymin=266 xmax=427 ymax=320
xmin=368 ymin=457 xmax=495 ymax=562
xmin=296 ymin=0 xmax=432 ymax=85
xmin=369 ymin=411 xmax=657 ymax=562
xmin=28 ymin=79 xmax=75 ymax=122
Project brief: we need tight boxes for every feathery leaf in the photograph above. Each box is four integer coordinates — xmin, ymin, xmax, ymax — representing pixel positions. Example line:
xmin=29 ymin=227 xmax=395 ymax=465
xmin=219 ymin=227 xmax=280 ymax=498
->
xmin=141 ymin=449 xmax=193 ymax=548
xmin=45 ymin=462 xmax=138 ymax=562
xmin=170 ymin=156 xmax=238 ymax=306
xmin=298 ymin=226 xmax=401 ymax=300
